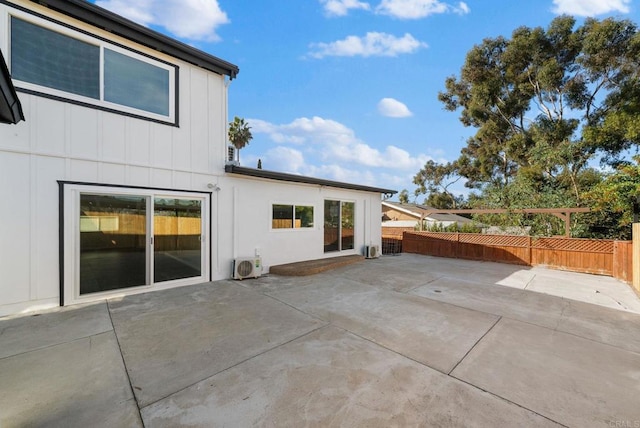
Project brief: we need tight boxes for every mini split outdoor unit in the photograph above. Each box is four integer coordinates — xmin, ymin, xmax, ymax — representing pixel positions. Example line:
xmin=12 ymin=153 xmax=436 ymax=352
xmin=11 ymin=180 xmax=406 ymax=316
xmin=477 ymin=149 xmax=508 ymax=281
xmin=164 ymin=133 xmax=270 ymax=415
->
xmin=233 ymin=257 xmax=262 ymax=280
xmin=365 ymin=245 xmax=380 ymax=259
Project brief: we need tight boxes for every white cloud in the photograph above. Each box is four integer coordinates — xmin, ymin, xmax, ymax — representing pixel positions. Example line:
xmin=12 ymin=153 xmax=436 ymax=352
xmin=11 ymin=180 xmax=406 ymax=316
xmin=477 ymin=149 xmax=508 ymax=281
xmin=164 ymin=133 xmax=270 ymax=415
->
xmin=456 ymin=2 xmax=470 ymax=14
xmin=378 ymin=98 xmax=413 ymax=117
xmin=551 ymin=0 xmax=630 ymax=16
xmin=307 ymin=32 xmax=427 ymax=58
xmin=249 ymin=116 xmax=357 ymax=145
xmin=95 ymin=0 xmax=229 ymax=41
xmin=244 ymin=116 xmax=438 ymax=189
xmin=320 ymin=0 xmax=371 ymax=16
xmin=249 ymin=116 xmax=431 ymax=171
xmin=375 ymin=0 xmax=470 ymax=19
xmin=323 ymin=141 xmax=430 ymax=170
xmin=262 ymin=146 xmax=307 ymax=173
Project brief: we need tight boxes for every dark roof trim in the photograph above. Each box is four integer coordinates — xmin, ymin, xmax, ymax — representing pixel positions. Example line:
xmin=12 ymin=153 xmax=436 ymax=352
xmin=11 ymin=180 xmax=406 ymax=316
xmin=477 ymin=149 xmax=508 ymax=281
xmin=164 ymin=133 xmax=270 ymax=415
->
xmin=23 ymin=0 xmax=238 ymax=79
xmin=0 ymin=49 xmax=24 ymax=124
xmin=226 ymin=165 xmax=397 ymax=195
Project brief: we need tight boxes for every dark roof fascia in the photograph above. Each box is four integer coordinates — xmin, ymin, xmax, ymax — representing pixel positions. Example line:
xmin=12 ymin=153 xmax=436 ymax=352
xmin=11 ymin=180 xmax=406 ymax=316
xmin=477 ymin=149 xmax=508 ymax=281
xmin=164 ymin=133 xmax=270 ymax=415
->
xmin=0 ymin=49 xmax=24 ymax=124
xmin=225 ymin=165 xmax=397 ymax=196
xmin=23 ymin=0 xmax=238 ymax=79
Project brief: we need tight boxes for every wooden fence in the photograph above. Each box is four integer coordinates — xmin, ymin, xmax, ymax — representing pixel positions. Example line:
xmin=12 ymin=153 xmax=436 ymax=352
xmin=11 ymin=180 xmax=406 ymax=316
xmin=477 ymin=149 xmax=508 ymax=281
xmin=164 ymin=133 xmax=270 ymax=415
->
xmin=402 ymin=231 xmax=633 ymax=284
xmin=381 ymin=227 xmax=414 ymax=255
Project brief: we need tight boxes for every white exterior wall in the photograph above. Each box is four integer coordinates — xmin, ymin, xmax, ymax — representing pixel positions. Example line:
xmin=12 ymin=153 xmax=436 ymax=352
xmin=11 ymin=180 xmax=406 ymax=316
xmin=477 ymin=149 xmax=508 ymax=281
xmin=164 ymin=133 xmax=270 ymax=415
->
xmin=0 ymin=0 xmax=386 ymax=317
xmin=0 ymin=1 xmax=228 ymax=315
xmin=217 ymin=176 xmax=383 ymax=273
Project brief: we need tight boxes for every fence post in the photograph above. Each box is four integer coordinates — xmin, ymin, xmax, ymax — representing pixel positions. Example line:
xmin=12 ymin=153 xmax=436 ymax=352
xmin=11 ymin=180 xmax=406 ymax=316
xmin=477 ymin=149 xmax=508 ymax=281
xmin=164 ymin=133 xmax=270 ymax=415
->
xmin=528 ymin=236 xmax=532 ymax=266
xmin=633 ymin=224 xmax=640 ymax=294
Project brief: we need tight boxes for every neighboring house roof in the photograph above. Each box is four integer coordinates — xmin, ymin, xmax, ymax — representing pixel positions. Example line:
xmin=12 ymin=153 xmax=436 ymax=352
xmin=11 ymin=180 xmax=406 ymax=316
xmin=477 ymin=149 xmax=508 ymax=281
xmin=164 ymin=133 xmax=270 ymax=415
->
xmin=23 ymin=0 xmax=239 ymax=79
xmin=225 ymin=165 xmax=397 ymax=196
xmin=381 ymin=220 xmax=419 ymax=228
xmin=0 ymin=49 xmax=24 ymax=124
xmin=382 ymin=201 xmax=472 ymax=223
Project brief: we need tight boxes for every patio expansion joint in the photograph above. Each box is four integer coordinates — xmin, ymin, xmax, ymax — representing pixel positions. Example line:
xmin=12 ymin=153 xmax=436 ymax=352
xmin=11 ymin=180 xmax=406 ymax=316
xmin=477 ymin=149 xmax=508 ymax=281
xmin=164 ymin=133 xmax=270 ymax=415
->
xmin=137 ymin=323 xmax=331 ymax=412
xmin=328 ymin=325 xmax=444 ymax=373
xmin=448 ymin=374 xmax=569 ymax=427
xmin=402 ymin=275 xmax=444 ymax=294
xmin=448 ymin=315 xmax=503 ymax=376
xmin=445 ymin=316 xmax=571 ymax=427
xmin=523 ymin=273 xmax=536 ymax=290
xmin=414 ymin=290 xmax=640 ymax=355
xmin=0 ymin=329 xmax=115 ymax=362
xmin=329 ymin=321 xmax=568 ymax=426
xmin=259 ymin=289 xmax=332 ymax=326
xmin=106 ymin=300 xmax=145 ymax=425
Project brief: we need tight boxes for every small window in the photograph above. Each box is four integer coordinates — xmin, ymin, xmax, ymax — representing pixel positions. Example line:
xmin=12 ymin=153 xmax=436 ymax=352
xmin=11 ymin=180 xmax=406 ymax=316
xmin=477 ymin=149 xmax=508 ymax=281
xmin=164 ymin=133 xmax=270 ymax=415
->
xmin=272 ymin=204 xmax=314 ymax=229
xmin=295 ymin=206 xmax=314 ymax=228
xmin=9 ymin=14 xmax=176 ymax=123
xmin=272 ymin=204 xmax=293 ymax=229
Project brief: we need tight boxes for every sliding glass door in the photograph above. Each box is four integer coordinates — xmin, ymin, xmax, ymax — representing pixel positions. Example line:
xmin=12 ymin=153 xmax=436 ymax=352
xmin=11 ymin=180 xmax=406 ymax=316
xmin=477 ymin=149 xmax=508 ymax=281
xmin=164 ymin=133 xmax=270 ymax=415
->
xmin=74 ymin=187 xmax=208 ymax=298
xmin=153 ymin=198 xmax=202 ymax=283
xmin=79 ymin=194 xmax=148 ymax=294
xmin=324 ymin=199 xmax=355 ymax=253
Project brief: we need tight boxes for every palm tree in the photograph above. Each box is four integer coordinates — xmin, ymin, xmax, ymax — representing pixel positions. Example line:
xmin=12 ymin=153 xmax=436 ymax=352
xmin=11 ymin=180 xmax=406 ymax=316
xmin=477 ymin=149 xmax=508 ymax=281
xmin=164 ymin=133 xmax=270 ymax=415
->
xmin=228 ymin=116 xmax=253 ymax=165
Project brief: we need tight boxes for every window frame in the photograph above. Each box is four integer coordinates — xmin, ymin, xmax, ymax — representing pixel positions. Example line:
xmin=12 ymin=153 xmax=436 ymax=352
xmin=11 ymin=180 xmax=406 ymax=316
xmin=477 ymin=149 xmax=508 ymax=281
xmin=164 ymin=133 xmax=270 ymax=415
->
xmin=61 ymin=182 xmax=211 ymax=306
xmin=271 ymin=203 xmax=315 ymax=230
xmin=323 ymin=199 xmax=356 ymax=253
xmin=2 ymin=5 xmax=178 ymax=125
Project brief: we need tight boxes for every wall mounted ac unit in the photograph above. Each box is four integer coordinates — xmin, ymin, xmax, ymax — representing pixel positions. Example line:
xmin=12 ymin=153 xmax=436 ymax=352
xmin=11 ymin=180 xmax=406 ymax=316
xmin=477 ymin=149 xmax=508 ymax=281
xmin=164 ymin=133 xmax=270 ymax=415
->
xmin=365 ymin=245 xmax=380 ymax=259
xmin=233 ymin=257 xmax=262 ymax=280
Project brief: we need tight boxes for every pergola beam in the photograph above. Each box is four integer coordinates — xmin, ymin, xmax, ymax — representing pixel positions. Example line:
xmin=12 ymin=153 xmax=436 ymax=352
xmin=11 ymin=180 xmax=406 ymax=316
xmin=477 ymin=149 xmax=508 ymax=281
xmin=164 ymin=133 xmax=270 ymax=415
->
xmin=420 ymin=208 xmax=590 ymax=237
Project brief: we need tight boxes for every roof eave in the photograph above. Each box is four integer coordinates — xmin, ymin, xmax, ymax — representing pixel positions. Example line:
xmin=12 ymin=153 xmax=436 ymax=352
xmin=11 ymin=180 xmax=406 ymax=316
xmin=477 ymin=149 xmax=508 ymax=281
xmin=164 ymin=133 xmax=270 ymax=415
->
xmin=381 ymin=201 xmax=421 ymax=218
xmin=0 ymin=49 xmax=24 ymax=124
xmin=225 ymin=165 xmax=397 ymax=196
xmin=26 ymin=0 xmax=239 ymax=79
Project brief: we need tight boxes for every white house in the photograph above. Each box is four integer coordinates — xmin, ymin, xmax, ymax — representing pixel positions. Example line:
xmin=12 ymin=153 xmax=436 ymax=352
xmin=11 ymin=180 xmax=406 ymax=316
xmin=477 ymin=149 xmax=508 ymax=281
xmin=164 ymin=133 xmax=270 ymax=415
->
xmin=0 ymin=0 xmax=395 ymax=316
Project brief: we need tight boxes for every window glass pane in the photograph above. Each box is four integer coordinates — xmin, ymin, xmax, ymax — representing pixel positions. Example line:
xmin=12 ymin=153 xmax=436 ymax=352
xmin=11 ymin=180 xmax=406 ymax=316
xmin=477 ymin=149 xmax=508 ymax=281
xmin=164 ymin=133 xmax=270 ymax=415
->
xmin=11 ymin=17 xmax=100 ymax=99
xmin=80 ymin=194 xmax=147 ymax=294
xmin=295 ymin=206 xmax=314 ymax=228
xmin=324 ymin=200 xmax=340 ymax=252
xmin=105 ymin=49 xmax=170 ymax=116
xmin=341 ymin=202 xmax=355 ymax=250
xmin=272 ymin=204 xmax=294 ymax=229
xmin=154 ymin=198 xmax=202 ymax=282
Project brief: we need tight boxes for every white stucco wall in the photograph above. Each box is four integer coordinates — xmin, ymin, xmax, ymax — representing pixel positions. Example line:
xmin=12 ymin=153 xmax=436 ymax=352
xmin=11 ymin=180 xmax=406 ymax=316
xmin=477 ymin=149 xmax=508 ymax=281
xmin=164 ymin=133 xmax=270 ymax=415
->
xmin=216 ymin=175 xmax=383 ymax=275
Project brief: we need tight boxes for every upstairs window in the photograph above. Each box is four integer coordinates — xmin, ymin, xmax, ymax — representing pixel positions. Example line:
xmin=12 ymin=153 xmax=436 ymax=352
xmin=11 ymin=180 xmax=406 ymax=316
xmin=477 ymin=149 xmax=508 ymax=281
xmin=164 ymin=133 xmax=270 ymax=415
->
xmin=8 ymin=13 xmax=176 ymax=124
xmin=11 ymin=17 xmax=100 ymax=99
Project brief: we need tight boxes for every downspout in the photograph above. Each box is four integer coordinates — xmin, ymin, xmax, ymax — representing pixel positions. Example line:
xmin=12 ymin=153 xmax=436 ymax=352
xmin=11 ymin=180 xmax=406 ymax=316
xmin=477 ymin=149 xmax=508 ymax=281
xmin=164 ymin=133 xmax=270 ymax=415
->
xmin=363 ymin=197 xmax=368 ymax=251
xmin=224 ymin=77 xmax=238 ymax=266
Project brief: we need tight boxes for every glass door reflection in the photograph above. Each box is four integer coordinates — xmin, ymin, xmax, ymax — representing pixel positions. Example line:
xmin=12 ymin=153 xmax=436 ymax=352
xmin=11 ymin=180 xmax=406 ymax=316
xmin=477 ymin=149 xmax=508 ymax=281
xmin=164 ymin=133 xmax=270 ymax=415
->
xmin=79 ymin=194 xmax=147 ymax=294
xmin=153 ymin=198 xmax=202 ymax=283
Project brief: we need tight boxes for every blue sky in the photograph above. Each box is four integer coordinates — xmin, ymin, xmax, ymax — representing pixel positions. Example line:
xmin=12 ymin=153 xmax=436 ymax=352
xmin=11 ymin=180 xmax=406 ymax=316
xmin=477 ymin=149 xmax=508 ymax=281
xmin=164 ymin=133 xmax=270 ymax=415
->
xmin=94 ymin=0 xmax=639 ymax=198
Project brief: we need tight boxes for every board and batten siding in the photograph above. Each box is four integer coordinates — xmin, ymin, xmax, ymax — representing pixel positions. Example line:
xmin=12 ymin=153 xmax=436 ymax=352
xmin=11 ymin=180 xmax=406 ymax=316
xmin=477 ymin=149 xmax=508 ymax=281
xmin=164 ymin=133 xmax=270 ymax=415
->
xmin=0 ymin=4 xmax=228 ymax=315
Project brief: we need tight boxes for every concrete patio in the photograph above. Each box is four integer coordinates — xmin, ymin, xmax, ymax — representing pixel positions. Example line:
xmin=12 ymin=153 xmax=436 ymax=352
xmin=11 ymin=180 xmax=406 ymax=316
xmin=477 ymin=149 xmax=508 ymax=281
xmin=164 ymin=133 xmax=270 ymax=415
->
xmin=1 ymin=254 xmax=640 ymax=427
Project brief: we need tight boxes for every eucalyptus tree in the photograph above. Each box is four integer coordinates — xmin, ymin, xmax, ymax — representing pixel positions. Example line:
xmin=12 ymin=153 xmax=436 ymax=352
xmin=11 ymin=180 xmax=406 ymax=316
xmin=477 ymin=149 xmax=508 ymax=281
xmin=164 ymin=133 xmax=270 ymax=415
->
xmin=412 ymin=160 xmax=462 ymax=208
xmin=438 ymin=15 xmax=640 ymax=203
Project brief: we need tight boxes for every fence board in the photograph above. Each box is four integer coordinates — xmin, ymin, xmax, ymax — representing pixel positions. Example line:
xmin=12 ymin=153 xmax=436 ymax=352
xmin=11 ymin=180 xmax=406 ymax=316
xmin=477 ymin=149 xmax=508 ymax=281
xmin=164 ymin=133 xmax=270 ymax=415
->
xmin=401 ymin=231 xmax=632 ymax=283
xmin=613 ymin=241 xmax=632 ymax=284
